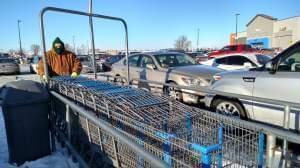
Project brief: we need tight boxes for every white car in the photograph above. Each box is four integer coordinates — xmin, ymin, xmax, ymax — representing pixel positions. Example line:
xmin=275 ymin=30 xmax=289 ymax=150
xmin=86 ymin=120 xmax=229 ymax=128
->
xmin=201 ymin=53 xmax=272 ymax=71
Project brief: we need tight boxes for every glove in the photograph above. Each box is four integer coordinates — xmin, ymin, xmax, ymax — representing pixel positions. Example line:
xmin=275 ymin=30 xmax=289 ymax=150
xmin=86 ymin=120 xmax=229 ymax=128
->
xmin=71 ymin=72 xmax=78 ymax=78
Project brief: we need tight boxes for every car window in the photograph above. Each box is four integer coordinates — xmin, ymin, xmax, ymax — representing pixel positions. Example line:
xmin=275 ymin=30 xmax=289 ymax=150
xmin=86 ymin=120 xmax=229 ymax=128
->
xmin=255 ymin=54 xmax=272 ymax=65
xmin=123 ymin=55 xmax=140 ymax=67
xmin=140 ymin=55 xmax=155 ymax=68
xmin=278 ymin=51 xmax=300 ymax=72
xmin=154 ymin=53 xmax=195 ymax=68
xmin=230 ymin=45 xmax=238 ymax=51
xmin=78 ymin=57 xmax=90 ymax=62
xmin=215 ymin=57 xmax=228 ymax=64
xmin=109 ymin=55 xmax=123 ymax=64
xmin=227 ymin=56 xmax=255 ymax=66
xmin=242 ymin=45 xmax=253 ymax=50
xmin=222 ymin=46 xmax=230 ymax=51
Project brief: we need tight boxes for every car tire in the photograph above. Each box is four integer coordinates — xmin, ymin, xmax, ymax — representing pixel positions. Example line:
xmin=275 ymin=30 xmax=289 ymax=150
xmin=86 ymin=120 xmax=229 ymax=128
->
xmin=211 ymin=98 xmax=247 ymax=120
xmin=29 ymin=66 xmax=35 ymax=74
xmin=164 ymin=82 xmax=183 ymax=101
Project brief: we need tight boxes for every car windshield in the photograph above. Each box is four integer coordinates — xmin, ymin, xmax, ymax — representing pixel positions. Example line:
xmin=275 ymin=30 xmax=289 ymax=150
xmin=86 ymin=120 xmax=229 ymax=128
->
xmin=0 ymin=59 xmax=15 ymax=63
xmin=256 ymin=54 xmax=272 ymax=65
xmin=78 ymin=57 xmax=90 ymax=62
xmin=154 ymin=53 xmax=195 ymax=68
xmin=109 ymin=55 xmax=124 ymax=64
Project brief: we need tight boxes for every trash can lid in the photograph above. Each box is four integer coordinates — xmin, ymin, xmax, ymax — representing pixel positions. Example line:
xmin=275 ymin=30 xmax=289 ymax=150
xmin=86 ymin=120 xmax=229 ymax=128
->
xmin=0 ymin=80 xmax=49 ymax=107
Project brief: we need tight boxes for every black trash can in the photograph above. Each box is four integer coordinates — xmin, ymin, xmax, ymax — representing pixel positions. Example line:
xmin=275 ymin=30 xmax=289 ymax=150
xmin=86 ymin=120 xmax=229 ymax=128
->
xmin=0 ymin=80 xmax=51 ymax=166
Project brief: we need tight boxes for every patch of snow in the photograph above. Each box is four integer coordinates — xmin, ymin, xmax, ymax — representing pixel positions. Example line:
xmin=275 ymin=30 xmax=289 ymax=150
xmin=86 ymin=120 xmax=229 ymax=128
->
xmin=0 ymin=107 xmax=79 ymax=168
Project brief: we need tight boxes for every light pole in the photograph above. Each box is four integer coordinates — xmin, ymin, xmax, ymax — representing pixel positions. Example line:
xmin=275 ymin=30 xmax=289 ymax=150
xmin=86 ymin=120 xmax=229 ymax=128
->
xmin=88 ymin=0 xmax=97 ymax=79
xmin=235 ymin=14 xmax=240 ymax=44
xmin=17 ymin=20 xmax=23 ymax=57
xmin=197 ymin=28 xmax=199 ymax=51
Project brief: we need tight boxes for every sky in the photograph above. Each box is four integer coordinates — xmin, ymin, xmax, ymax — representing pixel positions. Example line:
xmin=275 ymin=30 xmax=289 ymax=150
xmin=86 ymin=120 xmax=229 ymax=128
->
xmin=0 ymin=0 xmax=300 ymax=52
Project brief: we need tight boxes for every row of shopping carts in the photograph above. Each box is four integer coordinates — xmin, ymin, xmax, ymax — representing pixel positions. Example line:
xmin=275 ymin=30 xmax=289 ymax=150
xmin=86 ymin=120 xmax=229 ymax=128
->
xmin=49 ymin=76 xmax=264 ymax=168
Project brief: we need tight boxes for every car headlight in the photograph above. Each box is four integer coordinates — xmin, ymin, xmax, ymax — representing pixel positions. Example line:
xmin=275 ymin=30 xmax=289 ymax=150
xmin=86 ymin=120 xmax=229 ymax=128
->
xmin=181 ymin=77 xmax=208 ymax=87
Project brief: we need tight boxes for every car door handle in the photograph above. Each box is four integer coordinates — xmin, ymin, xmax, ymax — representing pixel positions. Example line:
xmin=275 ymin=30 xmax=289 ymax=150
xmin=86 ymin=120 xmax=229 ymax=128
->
xmin=243 ymin=77 xmax=255 ymax=82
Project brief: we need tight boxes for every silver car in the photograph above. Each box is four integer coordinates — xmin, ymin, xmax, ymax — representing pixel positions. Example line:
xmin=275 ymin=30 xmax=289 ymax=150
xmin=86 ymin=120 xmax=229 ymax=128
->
xmin=78 ymin=55 xmax=101 ymax=73
xmin=205 ymin=41 xmax=300 ymax=130
xmin=0 ymin=58 xmax=20 ymax=75
xmin=111 ymin=52 xmax=222 ymax=104
xmin=201 ymin=53 xmax=272 ymax=71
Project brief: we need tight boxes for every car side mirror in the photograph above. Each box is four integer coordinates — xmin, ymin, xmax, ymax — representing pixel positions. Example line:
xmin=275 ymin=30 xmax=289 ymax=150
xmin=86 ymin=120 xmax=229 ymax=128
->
xmin=265 ymin=61 xmax=277 ymax=74
xmin=243 ymin=62 xmax=252 ymax=68
xmin=146 ymin=64 xmax=155 ymax=70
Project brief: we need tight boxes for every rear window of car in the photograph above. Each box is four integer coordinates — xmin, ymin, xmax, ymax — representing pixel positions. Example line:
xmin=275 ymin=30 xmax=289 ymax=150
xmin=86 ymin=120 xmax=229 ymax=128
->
xmin=241 ymin=45 xmax=253 ymax=50
xmin=255 ymin=54 xmax=272 ymax=65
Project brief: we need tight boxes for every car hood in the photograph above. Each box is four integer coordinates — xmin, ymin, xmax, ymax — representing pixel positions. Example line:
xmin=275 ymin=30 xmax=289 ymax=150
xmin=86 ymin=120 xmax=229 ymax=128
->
xmin=170 ymin=65 xmax=223 ymax=79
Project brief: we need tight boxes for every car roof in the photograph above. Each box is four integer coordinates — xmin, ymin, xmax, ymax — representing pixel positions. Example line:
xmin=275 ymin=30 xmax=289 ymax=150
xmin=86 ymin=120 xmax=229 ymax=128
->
xmin=135 ymin=51 xmax=185 ymax=56
xmin=213 ymin=52 xmax=262 ymax=58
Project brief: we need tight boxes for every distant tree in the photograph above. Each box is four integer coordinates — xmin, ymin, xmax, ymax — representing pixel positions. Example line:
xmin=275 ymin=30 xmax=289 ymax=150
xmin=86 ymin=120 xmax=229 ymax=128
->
xmin=8 ymin=49 xmax=16 ymax=55
xmin=174 ymin=36 xmax=191 ymax=51
xmin=77 ymin=44 xmax=87 ymax=55
xmin=64 ymin=43 xmax=73 ymax=52
xmin=30 ymin=44 xmax=40 ymax=55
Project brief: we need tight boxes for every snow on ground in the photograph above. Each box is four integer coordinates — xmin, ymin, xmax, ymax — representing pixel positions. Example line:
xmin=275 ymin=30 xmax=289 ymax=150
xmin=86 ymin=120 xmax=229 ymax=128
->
xmin=0 ymin=107 xmax=79 ymax=168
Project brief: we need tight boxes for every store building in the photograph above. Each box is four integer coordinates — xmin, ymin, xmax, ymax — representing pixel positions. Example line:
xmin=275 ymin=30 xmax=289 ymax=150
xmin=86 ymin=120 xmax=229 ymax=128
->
xmin=230 ymin=14 xmax=300 ymax=49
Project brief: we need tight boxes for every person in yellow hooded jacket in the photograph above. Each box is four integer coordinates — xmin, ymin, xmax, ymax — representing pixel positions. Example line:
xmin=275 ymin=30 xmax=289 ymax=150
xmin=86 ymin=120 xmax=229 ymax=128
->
xmin=37 ymin=37 xmax=82 ymax=78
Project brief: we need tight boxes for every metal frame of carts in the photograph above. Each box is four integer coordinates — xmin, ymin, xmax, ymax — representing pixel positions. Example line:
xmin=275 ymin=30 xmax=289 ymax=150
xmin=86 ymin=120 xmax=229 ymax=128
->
xmin=49 ymin=76 xmax=265 ymax=168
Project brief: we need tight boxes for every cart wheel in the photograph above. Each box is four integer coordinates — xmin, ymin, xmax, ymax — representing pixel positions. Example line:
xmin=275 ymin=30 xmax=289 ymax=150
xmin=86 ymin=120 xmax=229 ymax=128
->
xmin=164 ymin=82 xmax=183 ymax=101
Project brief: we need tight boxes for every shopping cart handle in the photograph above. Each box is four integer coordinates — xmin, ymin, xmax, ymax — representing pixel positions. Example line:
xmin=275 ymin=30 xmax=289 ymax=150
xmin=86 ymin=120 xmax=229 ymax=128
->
xmin=155 ymin=131 xmax=176 ymax=140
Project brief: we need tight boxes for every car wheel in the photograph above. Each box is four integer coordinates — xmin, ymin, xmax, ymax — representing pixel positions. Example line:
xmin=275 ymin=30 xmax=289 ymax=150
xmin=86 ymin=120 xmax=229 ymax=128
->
xmin=164 ymin=82 xmax=183 ymax=101
xmin=29 ymin=66 xmax=35 ymax=74
xmin=212 ymin=98 xmax=247 ymax=120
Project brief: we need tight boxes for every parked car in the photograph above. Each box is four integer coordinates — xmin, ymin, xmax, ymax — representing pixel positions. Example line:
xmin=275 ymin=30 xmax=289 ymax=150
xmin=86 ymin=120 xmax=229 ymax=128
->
xmin=77 ymin=55 xmax=101 ymax=73
xmin=102 ymin=55 xmax=125 ymax=72
xmin=185 ymin=51 xmax=209 ymax=63
xmin=208 ymin=44 xmax=257 ymax=58
xmin=111 ymin=52 xmax=222 ymax=104
xmin=205 ymin=41 xmax=300 ymax=130
xmin=0 ymin=58 xmax=20 ymax=75
xmin=202 ymin=53 xmax=272 ymax=70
